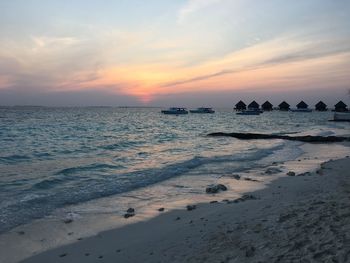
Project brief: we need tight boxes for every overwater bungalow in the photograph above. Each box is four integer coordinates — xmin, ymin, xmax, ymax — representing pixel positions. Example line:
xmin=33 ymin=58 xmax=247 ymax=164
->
xmin=278 ymin=101 xmax=290 ymax=111
xmin=334 ymin=101 xmax=348 ymax=112
xmin=296 ymin=101 xmax=308 ymax=109
xmin=262 ymin=101 xmax=273 ymax=111
xmin=234 ymin=100 xmax=247 ymax=111
xmin=315 ymin=101 xmax=327 ymax=111
xmin=248 ymin=101 xmax=260 ymax=110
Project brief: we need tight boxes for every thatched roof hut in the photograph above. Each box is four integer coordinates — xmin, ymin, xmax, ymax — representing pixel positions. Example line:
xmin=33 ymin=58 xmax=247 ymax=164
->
xmin=278 ymin=101 xmax=290 ymax=111
xmin=315 ymin=101 xmax=327 ymax=111
xmin=248 ymin=101 xmax=260 ymax=110
xmin=234 ymin=100 xmax=246 ymax=111
xmin=262 ymin=101 xmax=273 ymax=111
xmin=296 ymin=101 xmax=308 ymax=109
xmin=334 ymin=101 xmax=348 ymax=112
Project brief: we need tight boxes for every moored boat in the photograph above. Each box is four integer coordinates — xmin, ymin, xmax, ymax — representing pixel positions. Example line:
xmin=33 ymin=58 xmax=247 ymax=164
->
xmin=190 ymin=107 xmax=215 ymax=114
xmin=161 ymin=107 xmax=189 ymax=115
xmin=332 ymin=112 xmax=350 ymax=122
xmin=236 ymin=109 xmax=261 ymax=115
xmin=290 ymin=109 xmax=312 ymax=112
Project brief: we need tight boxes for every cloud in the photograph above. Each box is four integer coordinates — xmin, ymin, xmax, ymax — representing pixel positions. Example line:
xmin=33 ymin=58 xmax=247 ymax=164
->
xmin=178 ymin=0 xmax=223 ymax=23
xmin=160 ymin=35 xmax=350 ymax=88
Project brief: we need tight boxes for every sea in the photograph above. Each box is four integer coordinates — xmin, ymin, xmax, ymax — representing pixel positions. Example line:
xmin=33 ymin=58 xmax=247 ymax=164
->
xmin=0 ymin=106 xmax=349 ymax=236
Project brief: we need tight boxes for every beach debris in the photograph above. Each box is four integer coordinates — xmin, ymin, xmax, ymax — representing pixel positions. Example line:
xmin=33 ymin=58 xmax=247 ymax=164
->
xmin=265 ymin=167 xmax=282 ymax=174
xmin=244 ymin=177 xmax=260 ymax=182
xmin=186 ymin=205 xmax=196 ymax=211
xmin=297 ymin=172 xmax=311 ymax=177
xmin=210 ymin=200 xmax=218 ymax=204
xmin=124 ymin=208 xmax=135 ymax=218
xmin=206 ymin=184 xmax=227 ymax=193
xmin=287 ymin=171 xmax=296 ymax=176
xmin=158 ymin=207 xmax=165 ymax=212
xmin=207 ymin=132 xmax=350 ymax=143
xmin=226 ymin=194 xmax=258 ymax=204
xmin=232 ymin=174 xmax=241 ymax=180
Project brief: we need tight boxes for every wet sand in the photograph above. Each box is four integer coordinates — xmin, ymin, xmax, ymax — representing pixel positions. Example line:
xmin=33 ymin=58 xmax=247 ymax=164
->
xmin=19 ymin=156 xmax=350 ymax=263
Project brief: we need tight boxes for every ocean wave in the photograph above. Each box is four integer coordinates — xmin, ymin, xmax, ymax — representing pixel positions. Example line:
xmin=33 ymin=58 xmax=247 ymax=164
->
xmin=0 ymin=154 xmax=31 ymax=164
xmin=0 ymin=142 xmax=289 ymax=233
xmin=100 ymin=140 xmax=145 ymax=150
xmin=56 ymin=163 xmax=124 ymax=176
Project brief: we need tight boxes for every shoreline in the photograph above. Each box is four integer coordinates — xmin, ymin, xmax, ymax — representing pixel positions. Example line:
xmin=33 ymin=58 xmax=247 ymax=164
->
xmin=18 ymin=153 xmax=350 ymax=263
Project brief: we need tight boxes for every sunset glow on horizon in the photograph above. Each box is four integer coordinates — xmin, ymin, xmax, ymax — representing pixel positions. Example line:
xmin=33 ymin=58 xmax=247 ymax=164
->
xmin=1 ymin=0 xmax=350 ymax=106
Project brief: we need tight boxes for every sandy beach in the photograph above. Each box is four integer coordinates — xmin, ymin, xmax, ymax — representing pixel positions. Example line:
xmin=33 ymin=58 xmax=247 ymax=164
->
xmin=17 ymin=155 xmax=350 ymax=263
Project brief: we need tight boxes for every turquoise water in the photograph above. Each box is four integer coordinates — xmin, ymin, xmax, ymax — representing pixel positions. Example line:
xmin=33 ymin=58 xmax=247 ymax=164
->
xmin=0 ymin=106 xmax=348 ymax=232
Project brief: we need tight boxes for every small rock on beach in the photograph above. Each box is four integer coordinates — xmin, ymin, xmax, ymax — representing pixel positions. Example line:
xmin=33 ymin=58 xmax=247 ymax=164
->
xmin=124 ymin=208 xmax=135 ymax=218
xmin=206 ymin=184 xmax=227 ymax=194
xmin=186 ymin=205 xmax=196 ymax=211
xmin=287 ymin=171 xmax=296 ymax=176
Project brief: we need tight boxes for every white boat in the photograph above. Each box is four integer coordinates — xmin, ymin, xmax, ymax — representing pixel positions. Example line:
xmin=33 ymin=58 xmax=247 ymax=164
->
xmin=236 ymin=109 xmax=261 ymax=115
xmin=161 ymin=107 xmax=189 ymax=115
xmin=190 ymin=107 xmax=215 ymax=114
xmin=333 ymin=112 xmax=350 ymax=121
xmin=290 ymin=109 xmax=312 ymax=112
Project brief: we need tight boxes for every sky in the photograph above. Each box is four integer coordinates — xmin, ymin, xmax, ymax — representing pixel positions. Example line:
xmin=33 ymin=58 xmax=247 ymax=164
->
xmin=0 ymin=0 xmax=350 ymax=107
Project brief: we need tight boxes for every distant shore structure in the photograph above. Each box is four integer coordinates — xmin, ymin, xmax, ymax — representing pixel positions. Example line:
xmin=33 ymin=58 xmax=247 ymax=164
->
xmin=262 ymin=101 xmax=273 ymax=111
xmin=278 ymin=101 xmax=290 ymax=111
xmin=334 ymin=101 xmax=348 ymax=112
xmin=232 ymin=100 xmax=347 ymax=112
xmin=248 ymin=101 xmax=260 ymax=110
xmin=296 ymin=101 xmax=308 ymax=110
xmin=315 ymin=101 xmax=327 ymax=111
xmin=234 ymin=100 xmax=247 ymax=111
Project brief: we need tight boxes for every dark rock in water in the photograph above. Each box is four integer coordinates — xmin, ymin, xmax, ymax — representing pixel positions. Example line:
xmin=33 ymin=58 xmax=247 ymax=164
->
xmin=287 ymin=171 xmax=296 ymax=176
xmin=241 ymin=194 xmax=258 ymax=201
xmin=265 ymin=167 xmax=282 ymax=175
xmin=210 ymin=201 xmax=218 ymax=204
xmin=230 ymin=194 xmax=258 ymax=204
xmin=59 ymin=253 xmax=67 ymax=258
xmin=124 ymin=208 xmax=135 ymax=218
xmin=63 ymin=219 xmax=73 ymax=224
xmin=124 ymin=213 xmax=134 ymax=219
xmin=127 ymin=208 xmax=135 ymax=213
xmin=158 ymin=207 xmax=165 ymax=212
xmin=175 ymin=217 xmax=181 ymax=221
xmin=207 ymin=132 xmax=350 ymax=143
xmin=186 ymin=205 xmax=196 ymax=211
xmin=206 ymin=184 xmax=227 ymax=193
